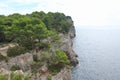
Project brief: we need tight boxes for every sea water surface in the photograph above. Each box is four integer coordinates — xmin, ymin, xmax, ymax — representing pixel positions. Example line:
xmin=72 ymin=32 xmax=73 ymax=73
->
xmin=72 ymin=26 xmax=120 ymax=80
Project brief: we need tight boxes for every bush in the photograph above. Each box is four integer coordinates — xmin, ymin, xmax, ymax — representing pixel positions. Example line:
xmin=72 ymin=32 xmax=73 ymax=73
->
xmin=18 ymin=37 xmax=35 ymax=50
xmin=7 ymin=46 xmax=27 ymax=57
xmin=30 ymin=62 xmax=44 ymax=68
xmin=59 ymin=20 xmax=72 ymax=33
xmin=31 ymin=69 xmax=37 ymax=74
xmin=0 ymin=75 xmax=8 ymax=80
xmin=10 ymin=64 xmax=21 ymax=71
xmin=48 ymin=50 xmax=70 ymax=74
xmin=10 ymin=72 xmax=29 ymax=80
xmin=40 ymin=52 xmax=50 ymax=62
xmin=24 ymin=75 xmax=30 ymax=80
xmin=47 ymin=74 xmax=52 ymax=80
xmin=10 ymin=72 xmax=14 ymax=80
xmin=33 ymin=54 xmax=38 ymax=62
xmin=48 ymin=64 xmax=61 ymax=75
xmin=33 ymin=52 xmax=50 ymax=62
xmin=37 ymin=42 xmax=51 ymax=51
xmin=30 ymin=61 xmax=44 ymax=74
xmin=50 ymin=50 xmax=70 ymax=65
xmin=12 ymin=74 xmax=23 ymax=80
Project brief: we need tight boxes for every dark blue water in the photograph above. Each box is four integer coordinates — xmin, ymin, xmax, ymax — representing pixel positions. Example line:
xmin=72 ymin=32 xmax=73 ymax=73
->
xmin=72 ymin=26 xmax=120 ymax=80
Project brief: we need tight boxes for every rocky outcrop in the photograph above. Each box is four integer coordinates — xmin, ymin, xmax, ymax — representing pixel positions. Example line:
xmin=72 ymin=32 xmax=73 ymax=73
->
xmin=0 ymin=68 xmax=9 ymax=75
xmin=49 ymin=19 xmax=78 ymax=80
xmin=0 ymin=17 xmax=78 ymax=80
xmin=59 ymin=19 xmax=78 ymax=66
xmin=52 ymin=68 xmax=72 ymax=80
xmin=59 ymin=35 xmax=78 ymax=66
xmin=0 ymin=53 xmax=33 ymax=71
xmin=0 ymin=43 xmax=16 ymax=56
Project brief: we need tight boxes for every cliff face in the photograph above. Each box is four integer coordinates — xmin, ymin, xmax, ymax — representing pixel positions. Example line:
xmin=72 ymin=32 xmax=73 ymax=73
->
xmin=59 ymin=18 xmax=78 ymax=67
xmin=51 ymin=19 xmax=78 ymax=80
xmin=52 ymin=68 xmax=72 ymax=80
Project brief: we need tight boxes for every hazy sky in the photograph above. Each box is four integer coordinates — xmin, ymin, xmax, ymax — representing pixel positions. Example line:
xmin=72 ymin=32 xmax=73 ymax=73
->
xmin=0 ymin=0 xmax=120 ymax=26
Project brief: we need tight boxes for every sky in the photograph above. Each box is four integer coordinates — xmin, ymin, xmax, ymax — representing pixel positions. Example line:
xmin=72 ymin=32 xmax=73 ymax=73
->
xmin=0 ymin=0 xmax=120 ymax=26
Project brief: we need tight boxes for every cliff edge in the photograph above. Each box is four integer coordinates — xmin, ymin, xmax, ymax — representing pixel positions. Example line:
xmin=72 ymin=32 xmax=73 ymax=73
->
xmin=0 ymin=12 xmax=78 ymax=80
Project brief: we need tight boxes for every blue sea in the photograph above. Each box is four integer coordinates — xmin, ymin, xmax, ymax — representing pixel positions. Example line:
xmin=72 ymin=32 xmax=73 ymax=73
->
xmin=72 ymin=26 xmax=120 ymax=80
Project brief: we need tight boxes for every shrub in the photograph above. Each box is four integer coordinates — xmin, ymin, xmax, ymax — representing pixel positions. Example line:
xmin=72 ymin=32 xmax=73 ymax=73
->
xmin=10 ymin=64 xmax=21 ymax=71
xmin=33 ymin=54 xmax=38 ymax=62
xmin=18 ymin=37 xmax=35 ymax=50
xmin=0 ymin=75 xmax=8 ymax=80
xmin=37 ymin=42 xmax=51 ymax=51
xmin=30 ymin=61 xmax=44 ymax=74
xmin=47 ymin=74 xmax=52 ymax=80
xmin=7 ymin=46 xmax=27 ymax=57
xmin=40 ymin=52 xmax=50 ymax=62
xmin=24 ymin=75 xmax=30 ymax=80
xmin=31 ymin=69 xmax=37 ymax=74
xmin=48 ymin=50 xmax=70 ymax=74
xmin=48 ymin=64 xmax=61 ymax=75
xmin=12 ymin=74 xmax=23 ymax=80
xmin=10 ymin=72 xmax=25 ymax=80
xmin=10 ymin=72 xmax=14 ymax=80
xmin=50 ymin=50 xmax=70 ymax=65
xmin=30 ymin=62 xmax=44 ymax=68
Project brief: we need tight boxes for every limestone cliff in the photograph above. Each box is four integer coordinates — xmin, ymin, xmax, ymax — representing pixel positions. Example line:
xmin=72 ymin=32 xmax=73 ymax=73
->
xmin=59 ymin=17 xmax=78 ymax=66
xmin=0 ymin=16 xmax=78 ymax=80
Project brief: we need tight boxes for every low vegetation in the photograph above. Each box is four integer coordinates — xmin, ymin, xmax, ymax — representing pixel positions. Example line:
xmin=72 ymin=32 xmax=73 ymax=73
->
xmin=48 ymin=50 xmax=70 ymax=74
xmin=7 ymin=46 xmax=27 ymax=57
xmin=0 ymin=74 xmax=8 ymax=80
xmin=10 ymin=64 xmax=21 ymax=71
xmin=0 ymin=72 xmax=30 ymax=80
xmin=47 ymin=74 xmax=52 ymax=80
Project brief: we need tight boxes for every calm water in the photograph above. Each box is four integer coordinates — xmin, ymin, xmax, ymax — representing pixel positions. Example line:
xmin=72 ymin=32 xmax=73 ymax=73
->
xmin=72 ymin=26 xmax=120 ymax=80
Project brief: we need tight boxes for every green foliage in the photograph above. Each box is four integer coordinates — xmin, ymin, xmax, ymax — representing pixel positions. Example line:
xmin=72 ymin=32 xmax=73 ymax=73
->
xmin=0 ymin=11 xmax=73 ymax=79
xmin=37 ymin=42 xmax=51 ymax=51
xmin=10 ymin=72 xmax=29 ymax=80
xmin=41 ymin=12 xmax=72 ymax=33
xmin=33 ymin=54 xmax=38 ymax=62
xmin=17 ymin=37 xmax=35 ymax=50
xmin=10 ymin=64 xmax=21 ymax=71
xmin=0 ymin=12 xmax=72 ymax=73
xmin=48 ymin=64 xmax=61 ymax=75
xmin=47 ymin=74 xmax=52 ymax=80
xmin=7 ymin=46 xmax=27 ymax=57
xmin=31 ymin=52 xmax=51 ymax=74
xmin=0 ymin=11 xmax=72 ymax=52
xmin=31 ymin=69 xmax=38 ymax=74
xmin=0 ymin=75 xmax=8 ymax=80
xmin=33 ymin=52 xmax=50 ymax=62
xmin=30 ymin=61 xmax=44 ymax=68
xmin=48 ymin=50 xmax=70 ymax=74
xmin=40 ymin=52 xmax=51 ymax=62
xmin=12 ymin=74 xmax=23 ymax=80
xmin=0 ymin=11 xmax=72 ymax=43
xmin=60 ymin=20 xmax=72 ymax=33
xmin=30 ymin=61 xmax=44 ymax=74
xmin=0 ymin=25 xmax=5 ymax=42
xmin=10 ymin=72 xmax=15 ymax=80
xmin=24 ymin=75 xmax=30 ymax=80
xmin=51 ymin=50 xmax=70 ymax=65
